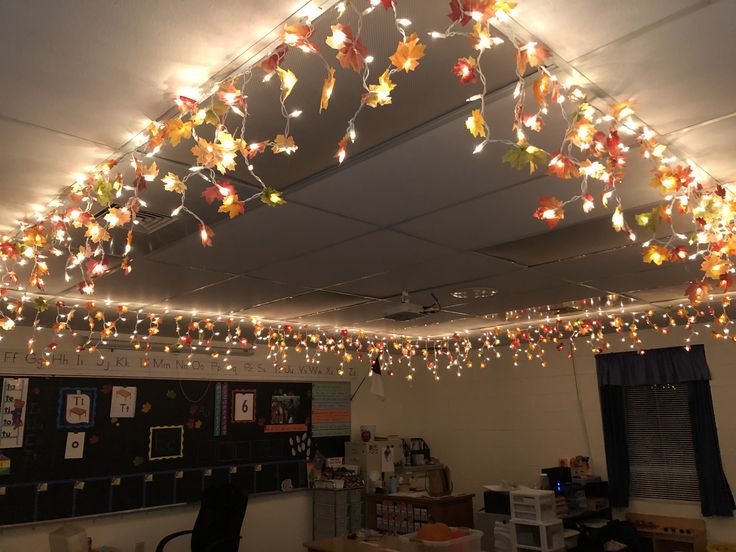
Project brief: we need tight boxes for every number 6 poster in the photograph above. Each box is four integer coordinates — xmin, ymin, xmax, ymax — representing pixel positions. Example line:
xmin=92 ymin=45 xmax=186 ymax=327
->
xmin=232 ymin=389 xmax=255 ymax=423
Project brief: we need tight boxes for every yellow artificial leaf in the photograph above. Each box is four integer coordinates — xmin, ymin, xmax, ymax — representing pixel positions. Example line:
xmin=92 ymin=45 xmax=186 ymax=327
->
xmin=217 ymin=194 xmax=245 ymax=219
xmin=162 ymin=172 xmax=187 ymax=194
xmin=320 ymin=67 xmax=336 ymax=112
xmin=701 ymin=255 xmax=733 ymax=280
xmin=389 ymin=32 xmax=426 ymax=73
xmin=276 ymin=66 xmax=298 ymax=100
xmin=465 ymin=109 xmax=486 ymax=138
xmin=165 ymin=118 xmax=193 ymax=147
xmin=271 ymin=134 xmax=298 ymax=154
xmin=611 ymin=206 xmax=625 ymax=232
xmin=642 ymin=245 xmax=669 ymax=266
xmin=365 ymin=70 xmax=396 ymax=108
xmin=261 ymin=187 xmax=286 ymax=207
xmin=103 ymin=207 xmax=131 ymax=228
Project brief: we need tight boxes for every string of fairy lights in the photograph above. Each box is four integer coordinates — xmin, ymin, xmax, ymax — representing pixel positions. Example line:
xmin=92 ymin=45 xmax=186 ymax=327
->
xmin=2 ymin=286 xmax=734 ymax=382
xmin=1 ymin=0 xmax=735 ymax=379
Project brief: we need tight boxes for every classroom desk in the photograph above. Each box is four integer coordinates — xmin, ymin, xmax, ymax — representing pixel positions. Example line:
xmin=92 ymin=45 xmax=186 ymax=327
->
xmin=303 ymin=535 xmax=404 ymax=552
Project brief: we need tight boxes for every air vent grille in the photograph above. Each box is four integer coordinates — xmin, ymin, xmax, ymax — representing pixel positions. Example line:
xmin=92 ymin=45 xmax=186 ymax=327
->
xmin=95 ymin=204 xmax=174 ymax=235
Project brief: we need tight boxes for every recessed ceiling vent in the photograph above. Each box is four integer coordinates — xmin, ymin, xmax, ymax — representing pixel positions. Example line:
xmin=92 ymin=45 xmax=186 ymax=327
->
xmin=95 ymin=204 xmax=174 ymax=235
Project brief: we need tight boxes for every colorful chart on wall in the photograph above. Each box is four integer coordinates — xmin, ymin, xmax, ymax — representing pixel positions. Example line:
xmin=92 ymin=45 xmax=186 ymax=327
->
xmin=0 ymin=375 xmax=350 ymax=525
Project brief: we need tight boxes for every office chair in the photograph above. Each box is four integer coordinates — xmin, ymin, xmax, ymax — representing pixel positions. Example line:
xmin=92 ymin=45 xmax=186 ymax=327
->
xmin=156 ymin=483 xmax=248 ymax=552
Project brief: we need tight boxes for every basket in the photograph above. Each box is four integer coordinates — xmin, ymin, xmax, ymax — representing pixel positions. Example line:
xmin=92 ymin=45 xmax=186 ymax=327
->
xmin=398 ymin=528 xmax=483 ymax=552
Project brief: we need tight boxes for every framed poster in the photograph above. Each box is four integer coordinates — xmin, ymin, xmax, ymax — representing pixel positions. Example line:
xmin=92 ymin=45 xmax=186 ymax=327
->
xmin=231 ymin=389 xmax=256 ymax=424
xmin=148 ymin=425 xmax=184 ymax=461
xmin=57 ymin=388 xmax=97 ymax=429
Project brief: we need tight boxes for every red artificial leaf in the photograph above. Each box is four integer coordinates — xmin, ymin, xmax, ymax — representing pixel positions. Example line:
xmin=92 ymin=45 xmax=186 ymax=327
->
xmin=547 ymin=153 xmax=578 ymax=179
xmin=199 ymin=224 xmax=215 ymax=247
xmin=202 ymin=185 xmax=222 ymax=205
xmin=380 ymin=0 xmax=395 ymax=8
xmin=533 ymin=196 xmax=565 ymax=228
xmin=201 ymin=180 xmax=235 ymax=205
xmin=685 ymin=280 xmax=709 ymax=306
xmin=260 ymin=44 xmax=289 ymax=74
xmin=452 ymin=57 xmax=478 ymax=85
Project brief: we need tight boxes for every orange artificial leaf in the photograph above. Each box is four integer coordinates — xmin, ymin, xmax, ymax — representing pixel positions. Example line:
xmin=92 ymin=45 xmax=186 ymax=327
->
xmin=218 ymin=194 xmax=245 ymax=219
xmin=471 ymin=21 xmax=503 ymax=51
xmin=389 ymin=32 xmax=426 ymax=73
xmin=283 ymin=22 xmax=315 ymax=50
xmin=103 ymin=207 xmax=131 ymax=228
xmin=567 ymin=118 xmax=596 ymax=150
xmin=326 ymin=24 xmax=367 ymax=73
xmin=642 ymin=245 xmax=670 ymax=266
xmin=320 ymin=67 xmax=336 ymax=112
xmin=271 ymin=134 xmax=298 ymax=154
xmin=84 ymin=222 xmax=110 ymax=244
xmin=199 ymin=224 xmax=215 ymax=247
xmin=365 ymin=69 xmax=396 ymax=108
xmin=335 ymin=134 xmax=349 ymax=164
xmin=516 ymin=41 xmax=551 ymax=73
xmin=547 ymin=153 xmax=578 ymax=179
xmin=465 ymin=109 xmax=486 ymax=138
xmin=533 ymin=196 xmax=564 ymax=228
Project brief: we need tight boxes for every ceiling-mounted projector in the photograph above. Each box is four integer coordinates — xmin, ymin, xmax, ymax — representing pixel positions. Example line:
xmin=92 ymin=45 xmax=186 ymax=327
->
xmin=382 ymin=291 xmax=441 ymax=322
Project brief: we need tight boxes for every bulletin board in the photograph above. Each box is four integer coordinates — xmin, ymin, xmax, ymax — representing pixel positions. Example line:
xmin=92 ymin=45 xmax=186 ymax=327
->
xmin=0 ymin=376 xmax=350 ymax=525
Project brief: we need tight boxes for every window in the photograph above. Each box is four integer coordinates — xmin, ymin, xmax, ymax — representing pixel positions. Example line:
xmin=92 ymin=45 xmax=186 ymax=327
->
xmin=624 ymin=383 xmax=700 ymax=502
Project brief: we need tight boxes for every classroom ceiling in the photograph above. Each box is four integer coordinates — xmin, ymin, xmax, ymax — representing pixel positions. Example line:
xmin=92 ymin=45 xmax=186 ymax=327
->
xmin=0 ymin=0 xmax=733 ymax=336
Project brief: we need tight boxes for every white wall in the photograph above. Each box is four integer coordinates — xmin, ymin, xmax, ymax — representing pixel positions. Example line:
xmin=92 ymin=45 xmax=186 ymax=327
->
xmin=4 ymin=324 xmax=736 ymax=549
xmin=0 ymin=328 xmax=359 ymax=552
xmin=350 ymin=325 xmax=736 ymax=543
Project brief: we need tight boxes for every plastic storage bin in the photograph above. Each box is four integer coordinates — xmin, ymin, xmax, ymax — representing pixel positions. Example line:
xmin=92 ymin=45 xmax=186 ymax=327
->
xmin=510 ymin=489 xmax=557 ymax=522
xmin=398 ymin=528 xmax=483 ymax=552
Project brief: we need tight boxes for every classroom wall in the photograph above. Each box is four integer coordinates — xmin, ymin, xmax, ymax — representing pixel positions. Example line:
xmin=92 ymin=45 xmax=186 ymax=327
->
xmin=3 ymin=324 xmax=736 ymax=549
xmin=349 ymin=324 xmax=736 ymax=543
xmin=0 ymin=327 xmax=362 ymax=552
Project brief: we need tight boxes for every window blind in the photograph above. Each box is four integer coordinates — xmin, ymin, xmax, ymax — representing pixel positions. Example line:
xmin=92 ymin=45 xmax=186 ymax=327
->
xmin=624 ymin=384 xmax=700 ymax=502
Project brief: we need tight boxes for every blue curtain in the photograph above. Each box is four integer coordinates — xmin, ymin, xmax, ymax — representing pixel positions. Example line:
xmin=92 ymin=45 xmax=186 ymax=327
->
xmin=599 ymin=385 xmax=630 ymax=507
xmin=596 ymin=345 xmax=733 ymax=517
xmin=688 ymin=380 xmax=735 ymax=516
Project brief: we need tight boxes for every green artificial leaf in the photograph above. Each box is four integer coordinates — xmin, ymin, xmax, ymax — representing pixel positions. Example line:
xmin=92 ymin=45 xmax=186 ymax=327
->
xmin=94 ymin=176 xmax=115 ymax=207
xmin=502 ymin=144 xmax=549 ymax=174
xmin=34 ymin=297 xmax=49 ymax=312
xmin=260 ymin=187 xmax=286 ymax=207
xmin=635 ymin=207 xmax=661 ymax=233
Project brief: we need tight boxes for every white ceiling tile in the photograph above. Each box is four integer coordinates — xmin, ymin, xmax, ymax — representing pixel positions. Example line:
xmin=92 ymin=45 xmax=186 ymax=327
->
xmin=0 ymin=1 xmax=312 ymax=146
xmin=512 ymin=0 xmax=700 ymax=61
xmin=0 ymin=118 xmax=113 ymax=229
xmin=572 ymin=1 xmax=736 ymax=135
xmin=586 ymin=262 xmax=702 ymax=295
xmin=60 ymin=259 xmax=232 ymax=306
xmin=330 ymin=251 xmax=520 ymax=299
xmin=667 ymin=114 xmax=736 ymax=183
xmin=393 ymin=172 xmax=658 ymax=251
xmin=248 ymin=230 xmax=452 ymax=288
xmin=287 ymin=92 xmax=568 ymax=226
xmin=164 ymin=274 xmax=310 ymax=314
xmin=242 ymin=291 xmax=369 ymax=320
xmin=149 ymin=202 xmax=376 ymax=273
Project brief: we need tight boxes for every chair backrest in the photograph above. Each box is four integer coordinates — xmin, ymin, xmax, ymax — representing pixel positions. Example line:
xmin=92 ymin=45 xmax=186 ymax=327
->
xmin=191 ymin=483 xmax=248 ymax=552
